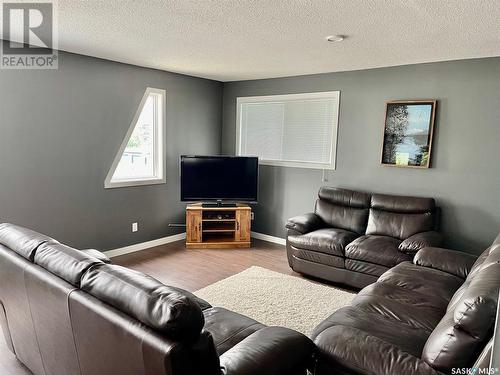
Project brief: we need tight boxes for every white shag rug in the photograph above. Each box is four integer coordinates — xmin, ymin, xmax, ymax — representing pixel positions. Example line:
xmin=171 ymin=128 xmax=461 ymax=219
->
xmin=194 ymin=266 xmax=355 ymax=336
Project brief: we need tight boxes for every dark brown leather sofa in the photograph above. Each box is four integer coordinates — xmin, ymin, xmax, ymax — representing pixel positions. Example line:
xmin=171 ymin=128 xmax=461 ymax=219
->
xmin=286 ymin=187 xmax=442 ymax=288
xmin=0 ymin=223 xmax=313 ymax=375
xmin=311 ymin=234 xmax=500 ymax=374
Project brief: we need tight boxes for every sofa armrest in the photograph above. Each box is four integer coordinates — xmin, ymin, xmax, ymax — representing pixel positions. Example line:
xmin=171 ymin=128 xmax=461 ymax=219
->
xmin=399 ymin=231 xmax=443 ymax=255
xmin=81 ymin=249 xmax=111 ymax=263
xmin=285 ymin=213 xmax=324 ymax=234
xmin=414 ymin=247 xmax=477 ymax=279
xmin=314 ymin=325 xmax=442 ymax=375
xmin=219 ymin=326 xmax=314 ymax=375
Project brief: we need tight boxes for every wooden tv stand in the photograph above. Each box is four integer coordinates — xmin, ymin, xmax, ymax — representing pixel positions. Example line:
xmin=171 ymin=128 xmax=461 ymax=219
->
xmin=186 ymin=203 xmax=251 ymax=249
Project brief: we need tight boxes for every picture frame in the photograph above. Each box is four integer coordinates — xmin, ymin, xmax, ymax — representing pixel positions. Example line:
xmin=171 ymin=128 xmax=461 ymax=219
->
xmin=381 ymin=100 xmax=437 ymax=168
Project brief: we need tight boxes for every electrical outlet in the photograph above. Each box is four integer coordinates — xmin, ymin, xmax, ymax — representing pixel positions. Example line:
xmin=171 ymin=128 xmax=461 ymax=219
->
xmin=251 ymin=212 xmax=255 ymax=220
xmin=132 ymin=222 xmax=138 ymax=232
xmin=322 ymin=169 xmax=328 ymax=182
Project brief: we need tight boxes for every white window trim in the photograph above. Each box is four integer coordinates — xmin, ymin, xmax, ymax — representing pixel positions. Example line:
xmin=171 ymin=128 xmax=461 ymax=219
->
xmin=104 ymin=87 xmax=166 ymax=189
xmin=235 ymin=91 xmax=340 ymax=170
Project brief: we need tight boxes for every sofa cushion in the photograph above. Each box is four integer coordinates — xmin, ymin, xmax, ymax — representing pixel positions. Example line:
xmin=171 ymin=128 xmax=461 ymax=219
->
xmin=34 ymin=242 xmax=103 ymax=286
xmin=313 ymin=325 xmax=442 ymax=375
xmin=219 ymin=326 xmax=314 ymax=375
xmin=312 ymin=305 xmax=429 ymax=357
xmin=345 ymin=235 xmax=412 ymax=267
xmin=290 ymin=247 xmax=344 ymax=269
xmin=468 ymin=236 xmax=500 ymax=280
xmin=399 ymin=231 xmax=443 ymax=254
xmin=311 ymin=268 xmax=455 ymax=364
xmin=0 ymin=223 xmax=56 ymax=261
xmin=366 ymin=194 xmax=436 ymax=239
xmin=203 ymin=307 xmax=265 ymax=355
xmin=366 ymin=209 xmax=434 ymax=240
xmin=285 ymin=213 xmax=325 ymax=234
xmin=414 ymin=247 xmax=477 ymax=280
xmin=345 ymin=259 xmax=389 ymax=277
xmin=447 ymin=246 xmax=500 ymax=312
xmin=169 ymin=285 xmax=212 ymax=311
xmin=315 ymin=187 xmax=371 ymax=234
xmin=371 ymin=194 xmax=435 ymax=213
xmin=81 ymin=249 xmax=111 ymax=263
xmin=288 ymin=228 xmax=358 ymax=257
xmin=422 ymin=246 xmax=500 ymax=373
xmin=314 ymin=326 xmax=443 ymax=375
xmin=318 ymin=186 xmax=371 ymax=208
xmin=359 ymin=282 xmax=450 ymax=314
xmin=353 ymin=283 xmax=446 ymax=333
xmin=315 ymin=200 xmax=370 ymax=235
xmin=80 ymin=264 xmax=205 ymax=343
xmin=378 ymin=262 xmax=464 ymax=303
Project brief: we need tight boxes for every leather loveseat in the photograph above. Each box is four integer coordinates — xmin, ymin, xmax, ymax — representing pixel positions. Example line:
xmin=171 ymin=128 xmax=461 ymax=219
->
xmin=0 ymin=223 xmax=313 ymax=375
xmin=286 ymin=187 xmax=442 ymax=288
xmin=311 ymin=234 xmax=500 ymax=374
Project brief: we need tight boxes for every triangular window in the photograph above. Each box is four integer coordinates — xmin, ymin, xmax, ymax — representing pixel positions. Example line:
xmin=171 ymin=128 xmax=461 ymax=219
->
xmin=105 ymin=88 xmax=166 ymax=188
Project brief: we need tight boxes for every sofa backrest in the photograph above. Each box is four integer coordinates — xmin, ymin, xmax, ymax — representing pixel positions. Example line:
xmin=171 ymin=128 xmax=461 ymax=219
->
xmin=314 ymin=187 xmax=371 ymax=234
xmin=366 ymin=194 xmax=437 ymax=239
xmin=0 ymin=223 xmax=218 ymax=375
xmin=80 ymin=263 xmax=206 ymax=344
xmin=0 ymin=224 xmax=99 ymax=375
xmin=0 ymin=223 xmax=55 ymax=261
xmin=421 ymin=236 xmax=500 ymax=374
xmin=68 ymin=289 xmax=219 ymax=375
xmin=467 ymin=233 xmax=500 ymax=279
xmin=447 ymin=234 xmax=500 ymax=312
xmin=35 ymin=241 xmax=103 ymax=286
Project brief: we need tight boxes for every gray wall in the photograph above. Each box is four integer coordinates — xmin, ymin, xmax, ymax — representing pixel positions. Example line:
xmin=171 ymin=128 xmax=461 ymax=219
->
xmin=0 ymin=47 xmax=222 ymax=250
xmin=222 ymin=58 xmax=500 ymax=253
xmin=1 ymin=51 xmax=498 ymax=253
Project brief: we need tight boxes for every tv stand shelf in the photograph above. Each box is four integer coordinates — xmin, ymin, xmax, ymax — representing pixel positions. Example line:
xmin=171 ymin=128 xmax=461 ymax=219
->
xmin=202 ymin=219 xmax=236 ymax=222
xmin=186 ymin=203 xmax=251 ymax=249
xmin=202 ymin=229 xmax=236 ymax=233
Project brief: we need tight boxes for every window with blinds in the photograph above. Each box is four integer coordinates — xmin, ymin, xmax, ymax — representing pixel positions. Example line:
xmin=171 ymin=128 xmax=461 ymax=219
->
xmin=236 ymin=91 xmax=340 ymax=169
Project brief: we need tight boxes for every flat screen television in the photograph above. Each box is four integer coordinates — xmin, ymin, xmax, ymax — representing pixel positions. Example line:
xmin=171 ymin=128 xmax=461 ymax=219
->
xmin=180 ymin=155 xmax=258 ymax=205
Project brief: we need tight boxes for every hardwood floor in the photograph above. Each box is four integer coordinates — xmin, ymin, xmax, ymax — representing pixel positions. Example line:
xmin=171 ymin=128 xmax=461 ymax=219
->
xmin=113 ymin=238 xmax=297 ymax=292
xmin=0 ymin=239 xmax=300 ymax=374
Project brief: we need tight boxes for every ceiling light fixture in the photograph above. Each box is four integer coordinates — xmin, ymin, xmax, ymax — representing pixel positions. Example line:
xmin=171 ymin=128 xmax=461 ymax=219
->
xmin=326 ymin=35 xmax=346 ymax=43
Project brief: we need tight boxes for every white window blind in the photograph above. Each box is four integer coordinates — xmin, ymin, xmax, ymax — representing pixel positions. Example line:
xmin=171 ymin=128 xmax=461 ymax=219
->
xmin=236 ymin=91 xmax=340 ymax=169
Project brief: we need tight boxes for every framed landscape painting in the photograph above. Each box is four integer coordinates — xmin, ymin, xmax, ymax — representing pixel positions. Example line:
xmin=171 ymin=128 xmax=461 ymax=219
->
xmin=381 ymin=100 xmax=437 ymax=168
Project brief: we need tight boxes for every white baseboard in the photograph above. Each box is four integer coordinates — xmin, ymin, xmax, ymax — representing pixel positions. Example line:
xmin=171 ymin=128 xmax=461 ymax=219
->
xmin=250 ymin=231 xmax=286 ymax=245
xmin=105 ymin=232 xmax=186 ymax=258
xmin=105 ymin=231 xmax=285 ymax=258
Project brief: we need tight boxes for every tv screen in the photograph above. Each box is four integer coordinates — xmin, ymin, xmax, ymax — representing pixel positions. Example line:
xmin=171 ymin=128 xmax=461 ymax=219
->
xmin=180 ymin=156 xmax=258 ymax=202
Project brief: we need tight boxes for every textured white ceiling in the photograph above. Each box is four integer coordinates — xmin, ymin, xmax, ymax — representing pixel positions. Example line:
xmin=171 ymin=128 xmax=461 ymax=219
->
xmin=12 ymin=1 xmax=500 ymax=81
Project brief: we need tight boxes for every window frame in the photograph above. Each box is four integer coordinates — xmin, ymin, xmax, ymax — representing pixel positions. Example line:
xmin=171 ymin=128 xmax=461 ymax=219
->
xmin=235 ymin=91 xmax=340 ymax=170
xmin=104 ymin=87 xmax=166 ymax=189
